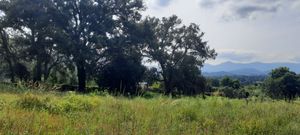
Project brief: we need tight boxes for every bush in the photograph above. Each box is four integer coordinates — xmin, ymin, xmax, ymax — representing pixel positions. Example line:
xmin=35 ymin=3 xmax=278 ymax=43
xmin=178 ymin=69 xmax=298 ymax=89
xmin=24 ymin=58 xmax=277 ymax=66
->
xmin=57 ymin=94 xmax=99 ymax=112
xmin=219 ymin=87 xmax=239 ymax=98
xmin=219 ymin=87 xmax=249 ymax=99
xmin=16 ymin=93 xmax=101 ymax=114
xmin=140 ymin=91 xmax=161 ymax=99
xmin=17 ymin=94 xmax=49 ymax=110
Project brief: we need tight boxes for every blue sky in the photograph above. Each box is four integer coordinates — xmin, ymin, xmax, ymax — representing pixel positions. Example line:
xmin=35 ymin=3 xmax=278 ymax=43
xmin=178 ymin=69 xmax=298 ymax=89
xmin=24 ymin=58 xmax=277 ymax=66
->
xmin=143 ymin=0 xmax=300 ymax=64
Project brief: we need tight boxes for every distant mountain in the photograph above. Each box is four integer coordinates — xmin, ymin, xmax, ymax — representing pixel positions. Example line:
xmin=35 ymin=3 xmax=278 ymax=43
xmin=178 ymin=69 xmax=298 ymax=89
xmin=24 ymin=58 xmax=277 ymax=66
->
xmin=203 ymin=71 xmax=235 ymax=76
xmin=202 ymin=62 xmax=300 ymax=76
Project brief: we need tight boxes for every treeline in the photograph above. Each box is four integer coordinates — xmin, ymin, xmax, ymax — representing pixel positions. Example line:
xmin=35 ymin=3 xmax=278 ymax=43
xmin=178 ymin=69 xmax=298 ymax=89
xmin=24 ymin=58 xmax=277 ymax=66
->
xmin=208 ymin=67 xmax=300 ymax=101
xmin=0 ymin=0 xmax=216 ymax=96
xmin=208 ymin=75 xmax=266 ymax=86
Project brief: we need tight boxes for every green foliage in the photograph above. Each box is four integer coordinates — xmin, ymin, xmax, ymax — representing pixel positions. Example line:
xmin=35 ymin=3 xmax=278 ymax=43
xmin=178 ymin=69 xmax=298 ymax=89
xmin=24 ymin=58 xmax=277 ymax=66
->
xmin=144 ymin=15 xmax=217 ymax=95
xmin=264 ymin=67 xmax=300 ymax=101
xmin=0 ymin=0 xmax=147 ymax=92
xmin=47 ymin=67 xmax=77 ymax=85
xmin=55 ymin=93 xmax=100 ymax=113
xmin=218 ymin=77 xmax=247 ymax=98
xmin=143 ymin=67 xmax=160 ymax=86
xmin=149 ymin=82 xmax=162 ymax=91
xmin=221 ymin=77 xmax=241 ymax=89
xmin=97 ymin=55 xmax=146 ymax=96
xmin=140 ymin=91 xmax=161 ymax=99
xmin=16 ymin=92 xmax=101 ymax=114
xmin=0 ymin=0 xmax=217 ymax=96
xmin=218 ymin=87 xmax=248 ymax=99
xmin=244 ymin=85 xmax=265 ymax=97
xmin=209 ymin=75 xmax=266 ymax=86
xmin=0 ymin=86 xmax=300 ymax=134
xmin=207 ymin=78 xmax=220 ymax=87
xmin=17 ymin=93 xmax=49 ymax=110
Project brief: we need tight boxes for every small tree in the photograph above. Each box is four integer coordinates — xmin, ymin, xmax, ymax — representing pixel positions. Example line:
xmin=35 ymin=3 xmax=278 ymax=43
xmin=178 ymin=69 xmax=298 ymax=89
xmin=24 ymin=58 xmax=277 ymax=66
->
xmin=209 ymin=78 xmax=220 ymax=87
xmin=264 ymin=67 xmax=300 ymax=102
xmin=221 ymin=77 xmax=240 ymax=89
xmin=219 ymin=77 xmax=243 ymax=98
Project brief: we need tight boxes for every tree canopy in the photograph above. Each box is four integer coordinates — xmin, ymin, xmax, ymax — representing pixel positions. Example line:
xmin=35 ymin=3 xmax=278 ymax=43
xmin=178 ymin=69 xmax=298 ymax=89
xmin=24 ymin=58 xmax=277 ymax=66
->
xmin=0 ymin=0 xmax=217 ymax=96
xmin=264 ymin=67 xmax=300 ymax=101
xmin=143 ymin=15 xmax=217 ymax=95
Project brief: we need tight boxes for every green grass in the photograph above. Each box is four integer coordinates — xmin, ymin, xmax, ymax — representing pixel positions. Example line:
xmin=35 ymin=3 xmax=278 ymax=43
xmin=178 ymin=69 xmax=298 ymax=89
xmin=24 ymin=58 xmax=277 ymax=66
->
xmin=0 ymin=84 xmax=300 ymax=134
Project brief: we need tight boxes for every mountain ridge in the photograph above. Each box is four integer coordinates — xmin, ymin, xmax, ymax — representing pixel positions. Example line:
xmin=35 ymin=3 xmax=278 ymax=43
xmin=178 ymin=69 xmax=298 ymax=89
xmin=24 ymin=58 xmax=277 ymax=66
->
xmin=202 ymin=62 xmax=300 ymax=76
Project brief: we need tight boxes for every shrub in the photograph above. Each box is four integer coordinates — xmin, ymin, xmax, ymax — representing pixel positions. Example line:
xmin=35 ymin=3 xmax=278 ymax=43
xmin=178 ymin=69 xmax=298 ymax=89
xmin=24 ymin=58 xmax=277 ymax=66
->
xmin=140 ymin=91 xmax=161 ymax=99
xmin=16 ymin=93 xmax=101 ymax=114
xmin=56 ymin=94 xmax=100 ymax=112
xmin=219 ymin=87 xmax=239 ymax=98
xmin=17 ymin=94 xmax=48 ymax=110
xmin=219 ymin=87 xmax=249 ymax=99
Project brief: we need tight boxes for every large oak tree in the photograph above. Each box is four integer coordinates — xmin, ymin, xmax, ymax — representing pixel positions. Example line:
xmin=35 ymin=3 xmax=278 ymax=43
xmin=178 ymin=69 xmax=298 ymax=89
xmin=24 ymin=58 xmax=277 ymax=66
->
xmin=51 ymin=0 xmax=144 ymax=92
xmin=144 ymin=15 xmax=217 ymax=95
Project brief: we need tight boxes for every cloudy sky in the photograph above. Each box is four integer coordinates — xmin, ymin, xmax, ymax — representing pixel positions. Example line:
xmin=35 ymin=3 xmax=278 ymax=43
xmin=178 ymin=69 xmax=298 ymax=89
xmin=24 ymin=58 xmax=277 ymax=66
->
xmin=143 ymin=0 xmax=300 ymax=64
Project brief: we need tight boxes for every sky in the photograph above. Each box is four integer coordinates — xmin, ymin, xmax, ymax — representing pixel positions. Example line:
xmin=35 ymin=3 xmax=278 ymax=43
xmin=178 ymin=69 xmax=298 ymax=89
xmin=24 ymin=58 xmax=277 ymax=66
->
xmin=142 ymin=0 xmax=300 ymax=64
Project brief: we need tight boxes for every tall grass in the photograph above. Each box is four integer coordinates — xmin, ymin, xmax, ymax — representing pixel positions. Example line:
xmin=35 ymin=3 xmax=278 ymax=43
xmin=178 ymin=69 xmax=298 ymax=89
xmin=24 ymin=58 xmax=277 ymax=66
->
xmin=0 ymin=84 xmax=299 ymax=134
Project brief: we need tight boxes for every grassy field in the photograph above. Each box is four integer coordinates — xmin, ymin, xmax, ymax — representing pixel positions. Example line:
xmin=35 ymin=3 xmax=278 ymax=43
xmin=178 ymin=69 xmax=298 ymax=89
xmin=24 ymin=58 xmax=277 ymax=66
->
xmin=0 ymin=84 xmax=300 ymax=135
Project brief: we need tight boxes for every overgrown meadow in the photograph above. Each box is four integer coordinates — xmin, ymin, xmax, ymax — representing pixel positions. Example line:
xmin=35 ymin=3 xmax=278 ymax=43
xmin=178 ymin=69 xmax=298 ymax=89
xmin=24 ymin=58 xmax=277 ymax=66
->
xmin=0 ymin=84 xmax=300 ymax=135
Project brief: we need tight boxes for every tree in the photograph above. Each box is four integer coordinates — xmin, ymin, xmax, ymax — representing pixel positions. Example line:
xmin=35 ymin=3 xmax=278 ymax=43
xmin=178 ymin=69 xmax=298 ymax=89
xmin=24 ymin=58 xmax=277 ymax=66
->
xmin=208 ymin=78 xmax=220 ymax=87
xmin=171 ymin=55 xmax=207 ymax=96
xmin=0 ymin=18 xmax=31 ymax=82
xmin=0 ymin=27 xmax=15 ymax=82
xmin=219 ymin=77 xmax=243 ymax=98
xmin=221 ymin=77 xmax=240 ymax=89
xmin=144 ymin=15 xmax=217 ymax=95
xmin=96 ymin=0 xmax=146 ymax=95
xmin=0 ymin=0 xmax=62 ymax=82
xmin=51 ymin=0 xmax=144 ymax=92
xmin=265 ymin=67 xmax=300 ymax=101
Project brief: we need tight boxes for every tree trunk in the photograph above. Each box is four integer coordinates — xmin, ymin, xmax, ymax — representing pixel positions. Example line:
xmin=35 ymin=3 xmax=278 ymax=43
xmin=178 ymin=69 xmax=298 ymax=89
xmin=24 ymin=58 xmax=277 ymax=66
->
xmin=7 ymin=58 xmax=15 ymax=83
xmin=33 ymin=57 xmax=43 ymax=82
xmin=44 ymin=68 xmax=50 ymax=81
xmin=164 ymin=79 xmax=173 ymax=96
xmin=77 ymin=60 xmax=86 ymax=92
xmin=31 ymin=28 xmax=42 ymax=82
xmin=43 ymin=60 xmax=51 ymax=81
xmin=160 ymin=66 xmax=173 ymax=96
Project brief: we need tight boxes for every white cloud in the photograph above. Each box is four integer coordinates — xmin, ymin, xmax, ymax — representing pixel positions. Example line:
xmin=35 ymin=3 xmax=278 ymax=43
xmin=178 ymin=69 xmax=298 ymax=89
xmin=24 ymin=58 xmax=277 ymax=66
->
xmin=197 ymin=0 xmax=300 ymax=20
xmin=143 ymin=0 xmax=300 ymax=64
xmin=292 ymin=0 xmax=300 ymax=9
xmin=145 ymin=0 xmax=176 ymax=9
